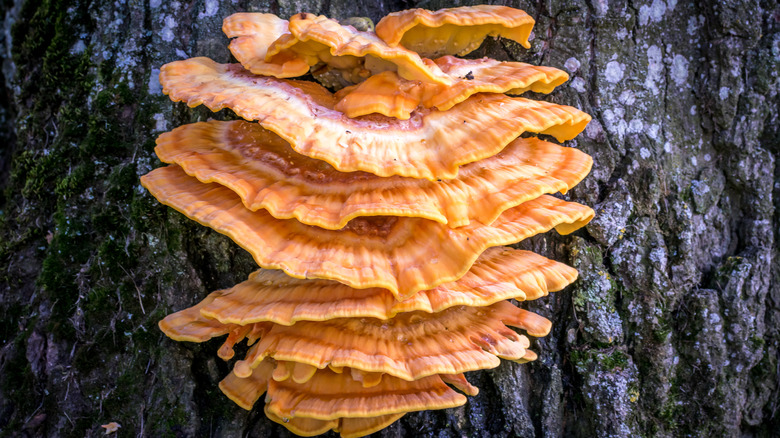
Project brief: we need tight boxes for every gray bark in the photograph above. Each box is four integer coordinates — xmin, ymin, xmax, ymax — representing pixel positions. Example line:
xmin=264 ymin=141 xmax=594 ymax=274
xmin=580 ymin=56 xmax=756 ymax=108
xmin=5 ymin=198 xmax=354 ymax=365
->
xmin=0 ymin=0 xmax=777 ymax=437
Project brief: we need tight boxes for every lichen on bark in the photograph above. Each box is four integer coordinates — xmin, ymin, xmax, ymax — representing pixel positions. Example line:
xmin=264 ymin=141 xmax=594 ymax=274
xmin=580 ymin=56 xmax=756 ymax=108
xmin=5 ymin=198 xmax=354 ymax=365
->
xmin=0 ymin=0 xmax=778 ymax=437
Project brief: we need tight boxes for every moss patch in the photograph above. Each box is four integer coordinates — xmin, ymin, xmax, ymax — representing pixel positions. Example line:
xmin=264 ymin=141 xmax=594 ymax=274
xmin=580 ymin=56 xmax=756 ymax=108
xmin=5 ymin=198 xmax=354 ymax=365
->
xmin=0 ymin=0 xmax=188 ymax=433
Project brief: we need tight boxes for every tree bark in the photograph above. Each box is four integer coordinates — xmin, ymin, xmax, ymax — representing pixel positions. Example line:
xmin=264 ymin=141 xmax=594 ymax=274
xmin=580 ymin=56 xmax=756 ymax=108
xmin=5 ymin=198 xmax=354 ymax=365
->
xmin=0 ymin=0 xmax=777 ymax=437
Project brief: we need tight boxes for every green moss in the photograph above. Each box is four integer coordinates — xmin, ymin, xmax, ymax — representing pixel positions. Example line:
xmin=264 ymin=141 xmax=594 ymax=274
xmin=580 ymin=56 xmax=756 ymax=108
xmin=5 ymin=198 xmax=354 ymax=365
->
xmin=657 ymin=379 xmax=681 ymax=432
xmin=55 ymin=162 xmax=95 ymax=199
xmin=72 ymin=343 xmax=100 ymax=374
xmin=153 ymin=402 xmax=195 ymax=438
xmin=749 ymin=335 xmax=765 ymax=349
xmin=83 ymin=286 xmax=113 ymax=321
xmin=570 ymin=348 xmax=631 ymax=375
xmin=569 ymin=349 xmax=584 ymax=365
xmin=0 ymin=335 xmax=38 ymax=435
xmin=652 ymin=319 xmax=673 ymax=343
xmin=0 ymin=0 xmax=179 ymax=431
xmin=17 ymin=149 xmax=66 ymax=201
xmin=601 ymin=350 xmax=630 ymax=370
xmin=106 ymin=163 xmax=138 ymax=201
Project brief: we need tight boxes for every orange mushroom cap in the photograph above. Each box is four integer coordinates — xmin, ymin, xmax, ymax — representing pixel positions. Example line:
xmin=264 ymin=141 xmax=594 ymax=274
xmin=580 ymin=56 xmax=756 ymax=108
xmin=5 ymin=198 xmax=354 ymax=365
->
xmin=224 ymin=12 xmax=452 ymax=84
xmin=155 ymin=120 xmax=592 ymax=229
xmin=440 ymin=373 xmax=480 ymax=396
xmin=153 ymin=7 xmax=594 ymax=438
xmin=265 ymin=369 xmax=468 ymax=420
xmin=140 ymin=165 xmax=594 ymax=298
xmin=219 ymin=360 xmax=275 ymax=410
xmin=334 ymin=71 xmax=422 ymax=119
xmin=159 ymin=298 xmax=530 ymax=392
xmin=270 ymin=366 xmax=468 ymax=420
xmin=265 ymin=407 xmax=404 ymax=438
xmin=375 ymin=6 xmax=535 ymax=57
xmin=157 ymin=293 xmax=269 ymax=360
xmin=286 ymin=12 xmax=452 ymax=84
xmin=199 ymin=247 xmax=577 ymax=325
xmin=219 ymin=359 xmax=470 ymax=420
xmin=222 ymin=13 xmax=309 ymax=78
xmin=231 ymin=300 xmax=549 ymax=382
xmin=335 ymin=56 xmax=569 ymax=119
xmin=159 ymin=57 xmax=591 ymax=179
xmin=157 ymin=292 xmax=231 ymax=343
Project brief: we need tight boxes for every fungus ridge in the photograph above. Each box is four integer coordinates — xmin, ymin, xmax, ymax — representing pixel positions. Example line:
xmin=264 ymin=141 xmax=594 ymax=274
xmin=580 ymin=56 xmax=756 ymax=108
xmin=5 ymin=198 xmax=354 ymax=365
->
xmin=225 ymin=12 xmax=452 ymax=85
xmin=159 ymin=57 xmax=591 ymax=180
xmin=155 ymin=120 xmax=593 ymax=229
xmin=141 ymin=165 xmax=594 ymax=298
xmin=197 ymin=247 xmax=578 ymax=325
xmin=219 ymin=360 xmax=471 ymax=421
xmin=375 ymin=5 xmax=535 ymax=57
xmin=264 ymin=408 xmax=405 ymax=438
xmin=335 ymin=56 xmax=569 ymax=119
xmin=231 ymin=300 xmax=549 ymax=382
xmin=160 ymin=297 xmax=548 ymax=382
xmin=266 ymin=365 xmax=469 ymax=420
xmin=222 ymin=13 xmax=309 ymax=78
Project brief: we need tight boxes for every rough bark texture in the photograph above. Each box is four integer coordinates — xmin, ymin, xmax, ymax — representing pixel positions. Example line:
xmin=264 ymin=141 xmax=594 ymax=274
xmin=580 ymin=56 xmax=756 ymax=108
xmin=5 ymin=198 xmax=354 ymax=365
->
xmin=0 ymin=0 xmax=778 ymax=437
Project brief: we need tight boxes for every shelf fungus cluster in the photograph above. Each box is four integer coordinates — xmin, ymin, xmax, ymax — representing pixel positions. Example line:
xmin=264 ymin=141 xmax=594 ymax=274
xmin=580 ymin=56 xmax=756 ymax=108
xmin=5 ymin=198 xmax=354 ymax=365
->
xmin=144 ymin=6 xmax=594 ymax=437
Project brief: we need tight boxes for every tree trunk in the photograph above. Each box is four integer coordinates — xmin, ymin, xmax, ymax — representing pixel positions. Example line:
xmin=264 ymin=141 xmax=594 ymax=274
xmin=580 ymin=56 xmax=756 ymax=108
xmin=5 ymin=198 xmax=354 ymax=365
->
xmin=0 ymin=0 xmax=777 ymax=437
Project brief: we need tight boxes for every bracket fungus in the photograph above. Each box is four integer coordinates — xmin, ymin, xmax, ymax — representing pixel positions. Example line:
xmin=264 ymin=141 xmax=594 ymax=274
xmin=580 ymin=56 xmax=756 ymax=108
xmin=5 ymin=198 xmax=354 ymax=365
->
xmin=141 ymin=165 xmax=592 ymax=298
xmin=147 ymin=5 xmax=594 ymax=437
xmin=160 ymin=57 xmax=590 ymax=180
xmin=221 ymin=13 xmax=307 ymax=78
xmin=155 ymin=120 xmax=592 ymax=229
xmin=375 ymin=5 xmax=535 ymax=57
xmin=334 ymin=56 xmax=570 ymax=119
xmin=225 ymin=11 xmax=453 ymax=84
xmin=188 ymin=248 xmax=578 ymax=326
xmin=232 ymin=300 xmax=549 ymax=381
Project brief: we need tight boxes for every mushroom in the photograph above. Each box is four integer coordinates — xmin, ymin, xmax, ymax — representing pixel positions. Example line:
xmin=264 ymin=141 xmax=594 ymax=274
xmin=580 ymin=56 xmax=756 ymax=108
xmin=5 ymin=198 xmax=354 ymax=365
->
xmin=265 ymin=367 xmax=470 ymax=420
xmin=141 ymin=165 xmax=593 ymax=298
xmin=218 ymin=359 xmax=471 ymax=418
xmin=158 ymin=247 xmax=572 ymax=374
xmin=264 ymin=410 xmax=405 ymax=438
xmin=221 ymin=13 xmax=308 ymax=78
xmin=147 ymin=5 xmax=595 ymax=436
xmin=334 ymin=56 xmax=569 ymax=119
xmin=224 ymin=12 xmax=452 ymax=84
xmin=375 ymin=5 xmax=535 ymax=57
xmin=159 ymin=57 xmax=591 ymax=180
xmin=230 ymin=300 xmax=549 ymax=382
xmin=196 ymin=247 xmax=578 ymax=326
xmin=157 ymin=292 xmax=271 ymax=361
xmin=155 ymin=120 xmax=592 ymax=229
xmin=160 ymin=293 xmax=549 ymax=383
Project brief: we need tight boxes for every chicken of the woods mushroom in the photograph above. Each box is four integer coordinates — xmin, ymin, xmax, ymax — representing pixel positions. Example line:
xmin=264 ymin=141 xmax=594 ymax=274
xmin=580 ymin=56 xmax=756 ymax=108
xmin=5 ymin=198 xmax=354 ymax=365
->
xmin=142 ymin=5 xmax=594 ymax=438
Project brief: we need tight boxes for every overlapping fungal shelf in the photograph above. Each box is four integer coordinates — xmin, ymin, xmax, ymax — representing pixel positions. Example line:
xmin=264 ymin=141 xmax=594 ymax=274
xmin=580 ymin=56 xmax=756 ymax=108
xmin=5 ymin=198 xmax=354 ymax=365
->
xmin=143 ymin=6 xmax=593 ymax=437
